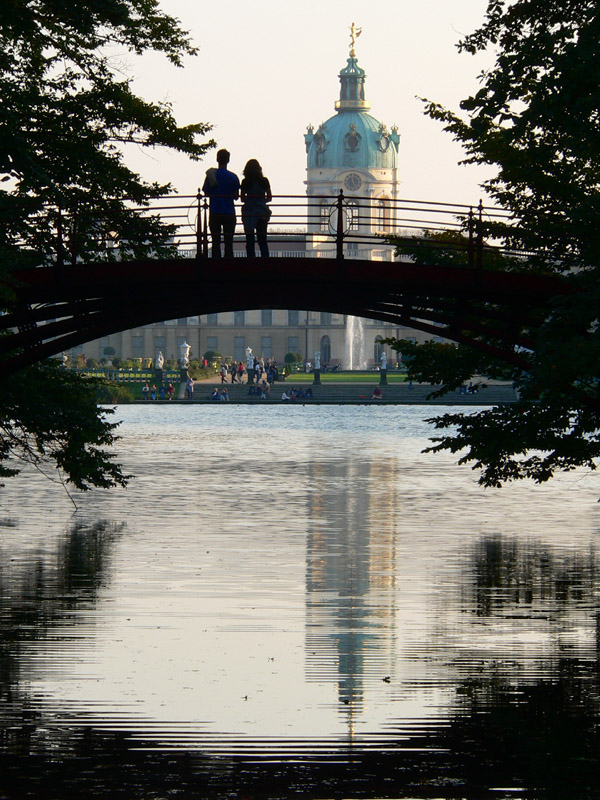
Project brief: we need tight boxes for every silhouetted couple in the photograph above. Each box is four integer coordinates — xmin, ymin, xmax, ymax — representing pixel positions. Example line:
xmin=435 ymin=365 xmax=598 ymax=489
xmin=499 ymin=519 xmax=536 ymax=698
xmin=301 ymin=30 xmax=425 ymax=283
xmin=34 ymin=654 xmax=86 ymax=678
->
xmin=202 ymin=149 xmax=271 ymax=259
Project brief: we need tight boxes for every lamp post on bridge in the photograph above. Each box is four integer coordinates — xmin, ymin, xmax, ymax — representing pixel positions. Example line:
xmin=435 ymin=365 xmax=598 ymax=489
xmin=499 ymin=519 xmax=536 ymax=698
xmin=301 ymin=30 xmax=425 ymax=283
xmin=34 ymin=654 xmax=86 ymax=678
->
xmin=335 ymin=190 xmax=345 ymax=263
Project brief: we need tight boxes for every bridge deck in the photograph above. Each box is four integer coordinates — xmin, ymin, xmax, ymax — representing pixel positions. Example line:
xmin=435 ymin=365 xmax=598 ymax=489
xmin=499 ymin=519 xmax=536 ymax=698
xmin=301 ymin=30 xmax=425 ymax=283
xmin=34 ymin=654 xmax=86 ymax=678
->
xmin=2 ymin=256 xmax=572 ymax=376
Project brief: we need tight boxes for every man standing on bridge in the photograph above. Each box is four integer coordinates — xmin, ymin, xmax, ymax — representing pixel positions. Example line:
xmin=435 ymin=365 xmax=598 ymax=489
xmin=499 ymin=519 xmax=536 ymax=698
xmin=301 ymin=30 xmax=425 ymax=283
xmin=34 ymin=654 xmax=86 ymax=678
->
xmin=202 ymin=149 xmax=240 ymax=259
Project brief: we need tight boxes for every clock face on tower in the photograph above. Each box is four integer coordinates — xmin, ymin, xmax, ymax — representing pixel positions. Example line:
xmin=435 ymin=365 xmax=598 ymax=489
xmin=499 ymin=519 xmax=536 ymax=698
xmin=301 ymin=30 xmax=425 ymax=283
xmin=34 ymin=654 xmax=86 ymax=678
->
xmin=344 ymin=173 xmax=362 ymax=191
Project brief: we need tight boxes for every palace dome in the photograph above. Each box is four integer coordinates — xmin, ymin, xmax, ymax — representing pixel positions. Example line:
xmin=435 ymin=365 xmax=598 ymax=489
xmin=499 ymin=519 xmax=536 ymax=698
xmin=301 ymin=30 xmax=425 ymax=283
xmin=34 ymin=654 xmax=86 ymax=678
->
xmin=305 ymin=54 xmax=399 ymax=172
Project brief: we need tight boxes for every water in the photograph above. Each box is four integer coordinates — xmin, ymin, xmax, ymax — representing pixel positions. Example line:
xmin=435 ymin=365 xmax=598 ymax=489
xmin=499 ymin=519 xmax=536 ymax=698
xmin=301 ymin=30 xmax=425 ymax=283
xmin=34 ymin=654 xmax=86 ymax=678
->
xmin=344 ymin=315 xmax=367 ymax=369
xmin=1 ymin=404 xmax=600 ymax=799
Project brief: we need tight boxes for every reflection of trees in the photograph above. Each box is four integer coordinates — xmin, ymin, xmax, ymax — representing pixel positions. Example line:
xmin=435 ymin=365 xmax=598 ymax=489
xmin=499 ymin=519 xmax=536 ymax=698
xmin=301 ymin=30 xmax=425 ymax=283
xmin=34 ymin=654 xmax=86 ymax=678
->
xmin=466 ymin=536 xmax=600 ymax=670
xmin=470 ymin=536 xmax=599 ymax=618
xmin=432 ymin=659 xmax=600 ymax=798
xmin=0 ymin=520 xmax=123 ymax=750
xmin=435 ymin=534 xmax=600 ymax=796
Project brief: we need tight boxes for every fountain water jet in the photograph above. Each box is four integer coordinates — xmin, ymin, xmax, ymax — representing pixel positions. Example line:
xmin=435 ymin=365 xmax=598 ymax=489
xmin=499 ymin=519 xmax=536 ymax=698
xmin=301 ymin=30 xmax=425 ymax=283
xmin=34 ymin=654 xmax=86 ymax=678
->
xmin=345 ymin=316 xmax=368 ymax=370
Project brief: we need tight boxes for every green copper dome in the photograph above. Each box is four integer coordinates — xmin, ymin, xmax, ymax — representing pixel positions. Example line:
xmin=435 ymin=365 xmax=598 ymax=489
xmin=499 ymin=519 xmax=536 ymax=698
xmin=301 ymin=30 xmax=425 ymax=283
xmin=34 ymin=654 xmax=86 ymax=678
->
xmin=305 ymin=54 xmax=399 ymax=171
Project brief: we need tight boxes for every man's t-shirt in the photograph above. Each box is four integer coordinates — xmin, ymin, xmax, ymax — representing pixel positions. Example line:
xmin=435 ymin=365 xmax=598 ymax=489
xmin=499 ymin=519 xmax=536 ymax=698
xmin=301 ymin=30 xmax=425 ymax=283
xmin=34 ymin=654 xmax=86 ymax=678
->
xmin=203 ymin=167 xmax=240 ymax=215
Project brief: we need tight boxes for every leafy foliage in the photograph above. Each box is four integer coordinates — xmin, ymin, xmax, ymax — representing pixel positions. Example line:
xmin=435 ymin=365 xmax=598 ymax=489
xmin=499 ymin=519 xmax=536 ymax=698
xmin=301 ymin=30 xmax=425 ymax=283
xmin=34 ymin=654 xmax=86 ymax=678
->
xmin=422 ymin=0 xmax=600 ymax=269
xmin=0 ymin=0 xmax=215 ymax=268
xmin=1 ymin=363 xmax=129 ymax=490
xmin=0 ymin=0 xmax=214 ymax=491
xmin=385 ymin=0 xmax=600 ymax=485
xmin=388 ymin=228 xmax=522 ymax=271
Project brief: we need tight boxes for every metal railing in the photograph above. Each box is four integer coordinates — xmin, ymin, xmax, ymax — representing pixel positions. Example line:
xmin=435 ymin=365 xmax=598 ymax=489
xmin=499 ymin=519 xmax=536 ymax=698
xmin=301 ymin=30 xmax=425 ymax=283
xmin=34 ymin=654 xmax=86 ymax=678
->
xmin=27 ymin=192 xmax=523 ymax=269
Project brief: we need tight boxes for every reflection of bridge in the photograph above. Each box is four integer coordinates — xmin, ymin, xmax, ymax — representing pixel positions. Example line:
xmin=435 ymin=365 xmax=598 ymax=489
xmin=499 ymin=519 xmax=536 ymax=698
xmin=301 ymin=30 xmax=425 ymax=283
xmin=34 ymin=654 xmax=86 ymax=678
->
xmin=1 ymin=193 xmax=571 ymax=374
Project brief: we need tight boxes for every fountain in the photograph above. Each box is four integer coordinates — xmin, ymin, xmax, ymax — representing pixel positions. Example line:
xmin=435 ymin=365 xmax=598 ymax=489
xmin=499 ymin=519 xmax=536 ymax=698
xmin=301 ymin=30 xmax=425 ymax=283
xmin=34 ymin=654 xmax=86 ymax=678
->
xmin=344 ymin=316 xmax=368 ymax=370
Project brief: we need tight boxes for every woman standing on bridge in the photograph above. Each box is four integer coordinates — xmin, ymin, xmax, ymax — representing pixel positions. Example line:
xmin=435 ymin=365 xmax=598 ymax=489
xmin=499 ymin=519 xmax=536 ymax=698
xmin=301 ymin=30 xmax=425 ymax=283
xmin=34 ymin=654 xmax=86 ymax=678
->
xmin=240 ymin=159 xmax=272 ymax=258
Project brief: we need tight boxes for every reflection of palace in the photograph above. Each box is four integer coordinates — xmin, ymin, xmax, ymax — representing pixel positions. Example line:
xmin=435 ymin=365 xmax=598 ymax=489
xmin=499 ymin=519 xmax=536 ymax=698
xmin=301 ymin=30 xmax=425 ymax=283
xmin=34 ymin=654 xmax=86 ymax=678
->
xmin=305 ymin=453 xmax=398 ymax=720
xmin=72 ymin=30 xmax=436 ymax=366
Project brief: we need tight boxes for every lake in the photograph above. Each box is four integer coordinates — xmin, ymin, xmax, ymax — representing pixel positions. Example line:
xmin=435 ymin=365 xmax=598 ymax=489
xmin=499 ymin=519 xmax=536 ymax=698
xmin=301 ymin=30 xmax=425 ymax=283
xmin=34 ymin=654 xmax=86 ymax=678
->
xmin=1 ymin=404 xmax=599 ymax=799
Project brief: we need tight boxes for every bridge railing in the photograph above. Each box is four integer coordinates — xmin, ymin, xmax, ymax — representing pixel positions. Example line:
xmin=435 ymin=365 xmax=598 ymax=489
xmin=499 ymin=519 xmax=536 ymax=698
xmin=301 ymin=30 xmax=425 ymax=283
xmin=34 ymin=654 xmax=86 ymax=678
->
xmin=40 ymin=192 xmax=521 ymax=268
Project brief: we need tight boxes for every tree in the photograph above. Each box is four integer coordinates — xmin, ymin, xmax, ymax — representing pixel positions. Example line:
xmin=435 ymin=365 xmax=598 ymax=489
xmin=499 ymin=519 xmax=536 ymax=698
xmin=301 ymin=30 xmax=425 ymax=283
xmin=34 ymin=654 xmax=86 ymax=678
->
xmin=1 ymin=363 xmax=129 ymax=492
xmin=389 ymin=228 xmax=520 ymax=270
xmin=1 ymin=0 xmax=214 ymax=269
xmin=386 ymin=0 xmax=600 ymax=486
xmin=1 ymin=0 xmax=214 ymax=492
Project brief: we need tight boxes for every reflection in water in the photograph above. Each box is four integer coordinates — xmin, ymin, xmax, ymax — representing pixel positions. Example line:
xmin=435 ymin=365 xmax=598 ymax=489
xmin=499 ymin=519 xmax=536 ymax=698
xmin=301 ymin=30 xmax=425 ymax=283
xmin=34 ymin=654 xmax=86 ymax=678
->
xmin=0 ymin=520 xmax=122 ymax=755
xmin=306 ymin=454 xmax=397 ymax=721
xmin=0 ymin=405 xmax=599 ymax=798
xmin=434 ymin=535 xmax=600 ymax=800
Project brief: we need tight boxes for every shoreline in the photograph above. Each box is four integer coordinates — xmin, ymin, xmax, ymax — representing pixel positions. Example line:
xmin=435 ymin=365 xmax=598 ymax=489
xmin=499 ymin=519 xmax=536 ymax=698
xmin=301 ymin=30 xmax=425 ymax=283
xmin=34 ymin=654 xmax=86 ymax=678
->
xmin=120 ymin=381 xmax=519 ymax=407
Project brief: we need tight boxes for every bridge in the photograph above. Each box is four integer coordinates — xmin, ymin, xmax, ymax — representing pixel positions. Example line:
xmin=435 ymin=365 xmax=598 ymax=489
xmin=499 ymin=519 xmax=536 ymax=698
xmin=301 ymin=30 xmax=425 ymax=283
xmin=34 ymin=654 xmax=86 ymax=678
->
xmin=1 ymin=193 xmax=571 ymax=375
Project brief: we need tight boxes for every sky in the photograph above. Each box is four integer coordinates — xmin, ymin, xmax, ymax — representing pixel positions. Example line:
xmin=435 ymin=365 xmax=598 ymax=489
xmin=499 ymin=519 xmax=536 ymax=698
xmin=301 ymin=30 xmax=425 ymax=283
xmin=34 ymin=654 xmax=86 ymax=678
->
xmin=124 ymin=0 xmax=494 ymax=205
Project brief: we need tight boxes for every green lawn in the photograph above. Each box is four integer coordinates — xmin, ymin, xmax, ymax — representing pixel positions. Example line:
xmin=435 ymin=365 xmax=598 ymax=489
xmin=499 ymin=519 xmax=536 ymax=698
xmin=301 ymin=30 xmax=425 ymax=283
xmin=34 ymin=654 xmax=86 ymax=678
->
xmin=289 ymin=371 xmax=408 ymax=383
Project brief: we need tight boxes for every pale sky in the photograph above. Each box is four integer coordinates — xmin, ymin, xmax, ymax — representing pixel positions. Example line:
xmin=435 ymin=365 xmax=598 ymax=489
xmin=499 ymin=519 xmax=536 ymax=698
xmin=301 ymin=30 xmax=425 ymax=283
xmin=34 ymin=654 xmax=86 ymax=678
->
xmin=124 ymin=0 xmax=494 ymax=205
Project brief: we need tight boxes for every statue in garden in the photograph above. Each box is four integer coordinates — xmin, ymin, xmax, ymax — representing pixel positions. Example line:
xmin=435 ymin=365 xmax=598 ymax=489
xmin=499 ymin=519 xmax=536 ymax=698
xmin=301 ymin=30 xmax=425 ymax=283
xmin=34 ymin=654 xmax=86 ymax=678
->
xmin=314 ymin=351 xmax=321 ymax=370
xmin=154 ymin=351 xmax=164 ymax=370
xmin=179 ymin=341 xmax=191 ymax=367
xmin=380 ymin=351 xmax=387 ymax=370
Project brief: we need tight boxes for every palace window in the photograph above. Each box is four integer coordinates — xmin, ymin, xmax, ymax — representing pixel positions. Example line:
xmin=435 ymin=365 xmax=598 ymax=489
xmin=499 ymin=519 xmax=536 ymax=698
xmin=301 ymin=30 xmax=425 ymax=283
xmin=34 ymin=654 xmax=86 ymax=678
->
xmin=234 ymin=310 xmax=246 ymax=326
xmin=374 ymin=335 xmax=383 ymax=363
xmin=154 ymin=336 xmax=165 ymax=357
xmin=261 ymin=336 xmax=272 ymax=358
xmin=132 ymin=336 xmax=143 ymax=358
xmin=288 ymin=336 xmax=299 ymax=353
xmin=320 ymin=312 xmax=332 ymax=325
xmin=376 ymin=198 xmax=390 ymax=232
xmin=347 ymin=200 xmax=359 ymax=231
xmin=206 ymin=313 xmax=218 ymax=325
xmin=261 ymin=309 xmax=273 ymax=326
xmin=234 ymin=336 xmax=245 ymax=362
xmin=319 ymin=200 xmax=329 ymax=232
xmin=288 ymin=309 xmax=299 ymax=326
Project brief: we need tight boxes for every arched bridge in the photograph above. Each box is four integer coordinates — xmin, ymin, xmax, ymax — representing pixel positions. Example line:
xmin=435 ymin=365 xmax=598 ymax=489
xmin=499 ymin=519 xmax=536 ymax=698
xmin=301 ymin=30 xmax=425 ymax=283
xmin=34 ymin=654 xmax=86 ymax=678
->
xmin=1 ymin=193 xmax=571 ymax=375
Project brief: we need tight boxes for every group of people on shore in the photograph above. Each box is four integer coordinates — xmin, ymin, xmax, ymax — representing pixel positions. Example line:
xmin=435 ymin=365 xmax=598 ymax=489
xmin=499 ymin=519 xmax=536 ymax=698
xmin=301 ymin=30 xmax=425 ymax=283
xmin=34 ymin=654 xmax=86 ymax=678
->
xmin=142 ymin=381 xmax=175 ymax=400
xmin=202 ymin=149 xmax=272 ymax=259
xmin=281 ymin=387 xmax=314 ymax=401
xmin=219 ymin=358 xmax=279 ymax=385
xmin=210 ymin=387 xmax=229 ymax=401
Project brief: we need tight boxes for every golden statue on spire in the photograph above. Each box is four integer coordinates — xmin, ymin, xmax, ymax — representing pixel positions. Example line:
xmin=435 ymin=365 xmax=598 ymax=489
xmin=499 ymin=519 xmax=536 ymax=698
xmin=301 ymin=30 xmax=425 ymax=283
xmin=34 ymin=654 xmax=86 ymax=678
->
xmin=349 ymin=22 xmax=362 ymax=57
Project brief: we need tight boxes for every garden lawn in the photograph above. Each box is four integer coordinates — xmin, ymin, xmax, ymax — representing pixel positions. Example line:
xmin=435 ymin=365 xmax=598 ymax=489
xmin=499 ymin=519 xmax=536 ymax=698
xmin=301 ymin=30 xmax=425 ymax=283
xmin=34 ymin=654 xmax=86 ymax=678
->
xmin=289 ymin=372 xmax=408 ymax=383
